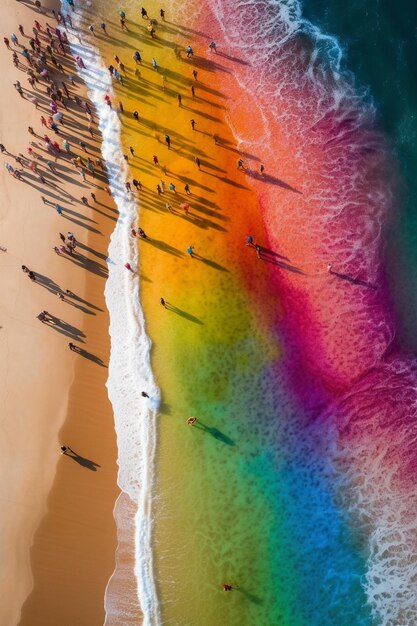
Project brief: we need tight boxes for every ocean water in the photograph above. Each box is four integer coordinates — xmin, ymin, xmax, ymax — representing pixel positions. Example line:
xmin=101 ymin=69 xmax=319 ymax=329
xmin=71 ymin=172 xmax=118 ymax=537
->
xmin=301 ymin=0 xmax=417 ymax=350
xmin=63 ymin=0 xmax=417 ymax=624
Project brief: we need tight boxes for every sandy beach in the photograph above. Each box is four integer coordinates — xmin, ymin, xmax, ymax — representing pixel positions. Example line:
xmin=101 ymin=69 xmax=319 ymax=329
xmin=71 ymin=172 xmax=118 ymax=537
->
xmin=0 ymin=1 xmax=119 ymax=625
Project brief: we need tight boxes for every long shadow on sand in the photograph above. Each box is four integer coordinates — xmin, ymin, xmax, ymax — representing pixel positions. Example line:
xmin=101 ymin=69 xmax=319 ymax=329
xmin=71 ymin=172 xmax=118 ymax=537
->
xmin=71 ymin=345 xmax=107 ymax=367
xmin=42 ymin=314 xmax=86 ymax=342
xmin=63 ymin=448 xmax=101 ymax=471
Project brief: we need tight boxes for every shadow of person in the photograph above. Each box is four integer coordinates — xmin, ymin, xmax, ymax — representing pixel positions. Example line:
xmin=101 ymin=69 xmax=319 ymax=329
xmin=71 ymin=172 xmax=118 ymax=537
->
xmin=192 ymin=253 xmax=229 ymax=272
xmin=44 ymin=315 xmax=86 ymax=342
xmin=258 ymin=246 xmax=290 ymax=262
xmin=194 ymin=421 xmax=235 ymax=446
xmin=330 ymin=269 xmax=377 ymax=290
xmin=77 ymin=347 xmax=107 ymax=367
xmin=64 ymin=449 xmax=101 ymax=471
xmin=165 ymin=302 xmax=204 ymax=324
xmin=260 ymin=254 xmax=306 ymax=275
xmin=245 ymin=168 xmax=303 ymax=194
xmin=237 ymin=586 xmax=263 ymax=605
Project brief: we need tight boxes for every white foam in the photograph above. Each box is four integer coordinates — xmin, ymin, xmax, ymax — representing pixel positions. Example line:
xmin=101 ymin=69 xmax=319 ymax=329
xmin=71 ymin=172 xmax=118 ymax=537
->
xmin=61 ymin=4 xmax=161 ymax=625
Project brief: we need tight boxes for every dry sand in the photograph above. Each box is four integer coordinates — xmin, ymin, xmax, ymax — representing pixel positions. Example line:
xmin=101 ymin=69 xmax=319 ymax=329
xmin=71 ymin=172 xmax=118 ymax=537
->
xmin=0 ymin=1 xmax=119 ymax=625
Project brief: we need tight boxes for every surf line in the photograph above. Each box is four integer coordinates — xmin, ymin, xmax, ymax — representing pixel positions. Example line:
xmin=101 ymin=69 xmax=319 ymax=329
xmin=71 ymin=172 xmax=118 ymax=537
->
xmin=61 ymin=3 xmax=161 ymax=624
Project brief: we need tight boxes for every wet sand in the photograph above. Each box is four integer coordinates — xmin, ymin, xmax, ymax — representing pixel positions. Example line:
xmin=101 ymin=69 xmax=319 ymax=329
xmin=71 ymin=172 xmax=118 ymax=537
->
xmin=0 ymin=1 xmax=118 ymax=625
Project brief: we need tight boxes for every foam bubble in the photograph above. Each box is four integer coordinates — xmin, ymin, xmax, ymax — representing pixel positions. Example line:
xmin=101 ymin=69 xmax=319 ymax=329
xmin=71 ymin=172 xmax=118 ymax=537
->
xmin=61 ymin=3 xmax=161 ymax=624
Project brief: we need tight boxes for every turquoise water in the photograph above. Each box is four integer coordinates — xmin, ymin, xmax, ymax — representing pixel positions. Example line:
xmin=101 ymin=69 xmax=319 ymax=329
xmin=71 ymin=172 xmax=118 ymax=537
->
xmin=302 ymin=0 xmax=417 ymax=350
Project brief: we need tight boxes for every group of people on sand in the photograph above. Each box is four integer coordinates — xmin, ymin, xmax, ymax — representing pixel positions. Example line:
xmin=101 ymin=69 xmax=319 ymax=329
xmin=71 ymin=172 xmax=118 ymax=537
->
xmin=4 ymin=0 xmax=250 ymax=593
xmin=1 ymin=6 xmax=112 ymax=388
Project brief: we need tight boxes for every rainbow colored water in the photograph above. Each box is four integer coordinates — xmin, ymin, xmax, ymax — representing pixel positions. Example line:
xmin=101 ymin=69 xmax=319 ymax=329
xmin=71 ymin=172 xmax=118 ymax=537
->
xmin=78 ymin=0 xmax=417 ymax=623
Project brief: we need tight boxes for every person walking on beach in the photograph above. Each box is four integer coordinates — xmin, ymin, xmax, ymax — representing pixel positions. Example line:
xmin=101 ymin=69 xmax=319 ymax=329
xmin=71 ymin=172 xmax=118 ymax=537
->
xmin=156 ymin=183 xmax=162 ymax=195
xmin=100 ymin=22 xmax=107 ymax=34
xmin=133 ymin=110 xmax=139 ymax=121
xmin=187 ymin=245 xmax=194 ymax=257
xmin=260 ymin=163 xmax=265 ymax=176
xmin=165 ymin=202 xmax=173 ymax=213
xmin=153 ymin=154 xmax=159 ymax=166
xmin=187 ymin=416 xmax=197 ymax=425
xmin=60 ymin=445 xmax=74 ymax=455
xmin=134 ymin=51 xmax=142 ymax=64
xmin=190 ymin=119 xmax=196 ymax=130
xmin=237 ymin=158 xmax=244 ymax=170
xmin=68 ymin=342 xmax=78 ymax=351
xmin=209 ymin=41 xmax=217 ymax=52
xmin=165 ymin=134 xmax=171 ymax=149
xmin=141 ymin=391 xmax=150 ymax=397
xmin=14 ymin=81 xmax=24 ymax=98
xmin=3 ymin=37 xmax=10 ymax=50
xmin=141 ymin=7 xmax=149 ymax=19
xmin=129 ymin=146 xmax=135 ymax=156
xmin=37 ymin=310 xmax=48 ymax=322
xmin=160 ymin=297 xmax=166 ymax=307
xmin=255 ymin=244 xmax=261 ymax=259
xmin=184 ymin=183 xmax=191 ymax=195
xmin=169 ymin=182 xmax=176 ymax=193
xmin=186 ymin=45 xmax=193 ymax=58
xmin=55 ymin=204 xmax=63 ymax=216
xmin=191 ymin=85 xmax=195 ymax=98
xmin=192 ymin=69 xmax=198 ymax=80
xmin=247 ymin=235 xmax=254 ymax=246
xmin=195 ymin=156 xmax=201 ymax=170
xmin=177 ymin=93 xmax=182 ymax=107
xmin=152 ymin=57 xmax=158 ymax=71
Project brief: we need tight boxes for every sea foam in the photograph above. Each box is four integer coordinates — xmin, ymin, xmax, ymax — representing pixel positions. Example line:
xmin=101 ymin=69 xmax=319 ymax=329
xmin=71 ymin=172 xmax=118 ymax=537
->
xmin=61 ymin=3 xmax=161 ymax=624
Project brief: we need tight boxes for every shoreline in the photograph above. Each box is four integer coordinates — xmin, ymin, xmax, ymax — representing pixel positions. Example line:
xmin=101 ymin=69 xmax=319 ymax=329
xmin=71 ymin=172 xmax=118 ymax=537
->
xmin=0 ymin=1 xmax=120 ymax=624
